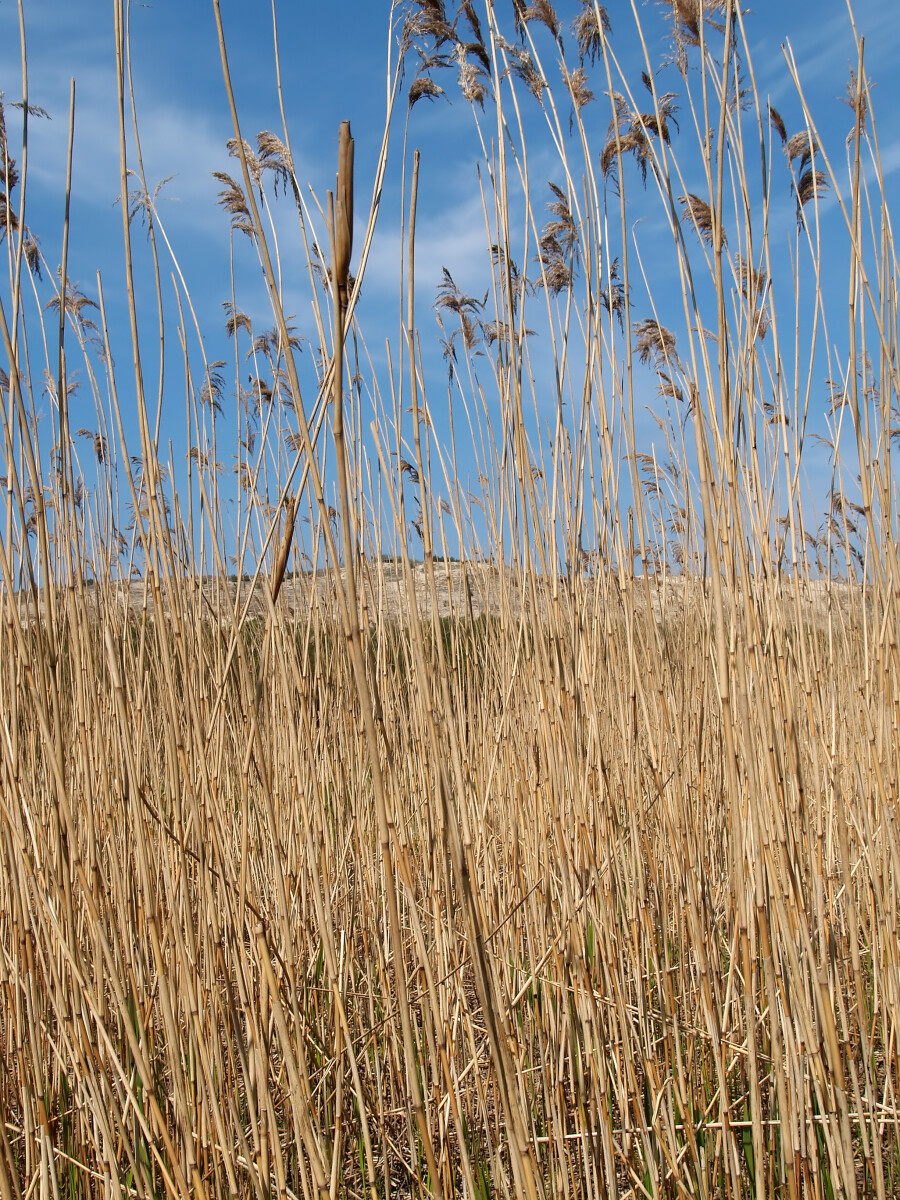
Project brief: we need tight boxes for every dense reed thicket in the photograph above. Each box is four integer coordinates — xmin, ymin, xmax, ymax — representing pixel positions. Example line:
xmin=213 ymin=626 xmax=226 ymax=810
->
xmin=1 ymin=1 xmax=898 ymax=1197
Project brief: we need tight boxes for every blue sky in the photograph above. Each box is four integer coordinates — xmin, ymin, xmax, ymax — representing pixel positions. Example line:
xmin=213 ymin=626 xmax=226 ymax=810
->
xmin=1 ymin=0 xmax=898 ymax=573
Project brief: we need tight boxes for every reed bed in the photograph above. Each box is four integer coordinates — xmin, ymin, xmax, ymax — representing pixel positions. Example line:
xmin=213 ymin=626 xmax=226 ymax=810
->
xmin=1 ymin=1 xmax=898 ymax=1197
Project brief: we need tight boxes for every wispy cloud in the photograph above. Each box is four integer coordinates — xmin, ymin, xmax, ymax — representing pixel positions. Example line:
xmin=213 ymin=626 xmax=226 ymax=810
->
xmin=751 ymin=0 xmax=900 ymax=108
xmin=362 ymin=189 xmax=492 ymax=307
xmin=873 ymin=137 xmax=900 ymax=180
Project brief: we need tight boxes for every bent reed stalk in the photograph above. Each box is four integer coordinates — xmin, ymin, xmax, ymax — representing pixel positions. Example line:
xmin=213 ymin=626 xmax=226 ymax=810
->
xmin=1 ymin=1 xmax=898 ymax=1198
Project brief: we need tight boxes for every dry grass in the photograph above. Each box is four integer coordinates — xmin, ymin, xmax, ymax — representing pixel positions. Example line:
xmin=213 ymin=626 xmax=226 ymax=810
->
xmin=1 ymin=1 xmax=898 ymax=1197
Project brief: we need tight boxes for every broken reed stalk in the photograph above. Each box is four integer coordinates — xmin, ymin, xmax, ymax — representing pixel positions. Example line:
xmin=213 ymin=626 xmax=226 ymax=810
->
xmin=328 ymin=120 xmax=446 ymax=1195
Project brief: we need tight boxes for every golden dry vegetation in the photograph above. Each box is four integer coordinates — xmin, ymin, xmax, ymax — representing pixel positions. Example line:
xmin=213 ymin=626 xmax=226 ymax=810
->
xmin=0 ymin=1 xmax=898 ymax=1198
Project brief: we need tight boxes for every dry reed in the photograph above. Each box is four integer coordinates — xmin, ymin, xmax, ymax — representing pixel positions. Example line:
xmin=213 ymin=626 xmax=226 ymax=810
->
xmin=0 ymin=1 xmax=898 ymax=1198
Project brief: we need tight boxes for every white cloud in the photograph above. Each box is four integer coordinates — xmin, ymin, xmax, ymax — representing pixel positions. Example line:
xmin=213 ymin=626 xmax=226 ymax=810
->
xmin=362 ymin=188 xmax=493 ymax=306
xmin=747 ymin=0 xmax=900 ymax=108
